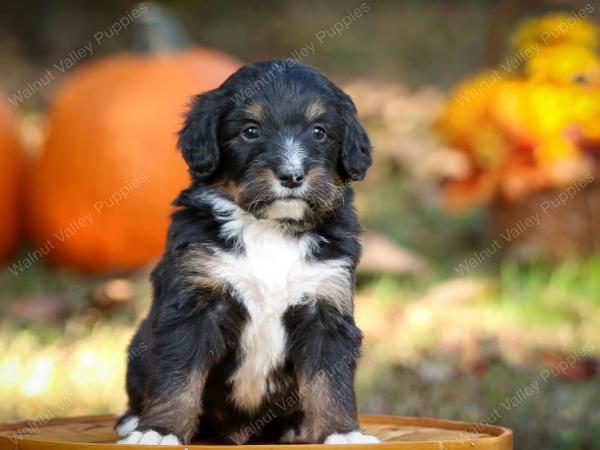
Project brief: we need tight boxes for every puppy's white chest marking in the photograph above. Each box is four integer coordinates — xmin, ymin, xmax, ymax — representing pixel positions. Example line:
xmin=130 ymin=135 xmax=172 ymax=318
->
xmin=202 ymin=195 xmax=353 ymax=412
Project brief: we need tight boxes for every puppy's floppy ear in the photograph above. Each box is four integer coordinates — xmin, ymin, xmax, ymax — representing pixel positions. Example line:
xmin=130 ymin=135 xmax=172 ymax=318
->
xmin=178 ymin=90 xmax=225 ymax=179
xmin=335 ymin=88 xmax=372 ymax=182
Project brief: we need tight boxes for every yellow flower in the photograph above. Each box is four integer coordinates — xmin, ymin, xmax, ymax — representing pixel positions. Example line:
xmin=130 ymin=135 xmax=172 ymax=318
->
xmin=512 ymin=13 xmax=599 ymax=54
xmin=436 ymin=71 xmax=506 ymax=155
xmin=436 ymin=12 xmax=600 ymax=208
xmin=494 ymin=80 xmax=600 ymax=166
xmin=525 ymin=44 xmax=600 ymax=85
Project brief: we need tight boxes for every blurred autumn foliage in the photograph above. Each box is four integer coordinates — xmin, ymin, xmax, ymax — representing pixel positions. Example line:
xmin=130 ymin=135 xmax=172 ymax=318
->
xmin=436 ymin=13 xmax=600 ymax=210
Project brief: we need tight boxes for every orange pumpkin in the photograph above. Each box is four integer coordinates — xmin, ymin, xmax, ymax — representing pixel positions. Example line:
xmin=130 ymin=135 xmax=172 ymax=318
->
xmin=28 ymin=49 xmax=241 ymax=272
xmin=0 ymin=94 xmax=23 ymax=262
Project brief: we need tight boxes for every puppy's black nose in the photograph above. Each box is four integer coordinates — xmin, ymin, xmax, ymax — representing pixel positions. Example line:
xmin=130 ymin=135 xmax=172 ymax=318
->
xmin=277 ymin=170 xmax=305 ymax=189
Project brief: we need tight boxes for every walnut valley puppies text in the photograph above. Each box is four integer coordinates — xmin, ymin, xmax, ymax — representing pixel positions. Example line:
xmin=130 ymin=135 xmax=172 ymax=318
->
xmin=8 ymin=3 xmax=148 ymax=106
xmin=7 ymin=173 xmax=148 ymax=275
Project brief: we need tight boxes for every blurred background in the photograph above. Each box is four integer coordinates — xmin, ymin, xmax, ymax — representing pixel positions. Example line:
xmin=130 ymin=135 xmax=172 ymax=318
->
xmin=1 ymin=1 xmax=600 ymax=448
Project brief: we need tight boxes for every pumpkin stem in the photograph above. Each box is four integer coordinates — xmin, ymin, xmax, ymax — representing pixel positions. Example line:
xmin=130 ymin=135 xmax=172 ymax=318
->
xmin=133 ymin=2 xmax=191 ymax=54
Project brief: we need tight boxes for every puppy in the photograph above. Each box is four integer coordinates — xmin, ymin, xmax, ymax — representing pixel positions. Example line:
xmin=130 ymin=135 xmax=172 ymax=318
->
xmin=116 ymin=60 xmax=376 ymax=446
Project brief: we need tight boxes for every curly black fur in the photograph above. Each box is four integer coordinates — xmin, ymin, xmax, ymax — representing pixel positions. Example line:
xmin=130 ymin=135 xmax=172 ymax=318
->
xmin=119 ymin=60 xmax=372 ymax=445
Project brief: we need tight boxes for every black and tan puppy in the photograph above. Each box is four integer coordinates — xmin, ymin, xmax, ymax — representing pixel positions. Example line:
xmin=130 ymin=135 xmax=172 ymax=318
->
xmin=116 ymin=60 xmax=377 ymax=446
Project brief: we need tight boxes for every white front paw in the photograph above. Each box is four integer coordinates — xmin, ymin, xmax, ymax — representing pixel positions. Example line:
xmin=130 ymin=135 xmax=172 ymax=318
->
xmin=117 ymin=429 xmax=181 ymax=445
xmin=324 ymin=431 xmax=380 ymax=444
xmin=115 ymin=415 xmax=139 ymax=438
xmin=279 ymin=426 xmax=309 ymax=444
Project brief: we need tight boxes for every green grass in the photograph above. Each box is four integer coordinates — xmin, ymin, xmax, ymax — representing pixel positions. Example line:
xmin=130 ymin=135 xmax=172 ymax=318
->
xmin=360 ymin=257 xmax=600 ymax=328
xmin=490 ymin=259 xmax=600 ymax=327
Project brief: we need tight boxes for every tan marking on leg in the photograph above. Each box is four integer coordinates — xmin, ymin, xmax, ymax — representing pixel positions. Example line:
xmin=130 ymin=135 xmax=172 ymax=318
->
xmin=140 ymin=369 xmax=206 ymax=444
xmin=298 ymin=372 xmax=358 ymax=442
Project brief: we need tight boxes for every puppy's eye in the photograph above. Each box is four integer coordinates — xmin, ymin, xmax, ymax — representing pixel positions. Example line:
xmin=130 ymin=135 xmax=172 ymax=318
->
xmin=241 ymin=126 xmax=260 ymax=141
xmin=573 ymin=74 xmax=589 ymax=85
xmin=312 ymin=126 xmax=326 ymax=142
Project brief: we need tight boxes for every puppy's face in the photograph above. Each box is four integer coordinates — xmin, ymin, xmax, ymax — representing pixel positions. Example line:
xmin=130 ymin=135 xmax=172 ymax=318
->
xmin=178 ymin=61 xmax=372 ymax=222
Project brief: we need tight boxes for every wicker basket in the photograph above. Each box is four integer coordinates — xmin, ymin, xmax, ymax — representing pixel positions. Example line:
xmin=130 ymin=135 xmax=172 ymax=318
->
xmin=0 ymin=414 xmax=512 ymax=450
xmin=490 ymin=178 xmax=600 ymax=261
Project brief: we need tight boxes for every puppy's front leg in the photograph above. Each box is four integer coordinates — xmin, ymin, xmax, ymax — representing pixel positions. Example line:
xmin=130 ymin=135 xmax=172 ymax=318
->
xmin=119 ymin=301 xmax=228 ymax=445
xmin=286 ymin=303 xmax=379 ymax=444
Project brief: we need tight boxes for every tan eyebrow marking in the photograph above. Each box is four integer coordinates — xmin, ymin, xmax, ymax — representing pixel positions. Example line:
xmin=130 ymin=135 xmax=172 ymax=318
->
xmin=244 ymin=101 xmax=266 ymax=122
xmin=305 ymin=100 xmax=326 ymax=122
